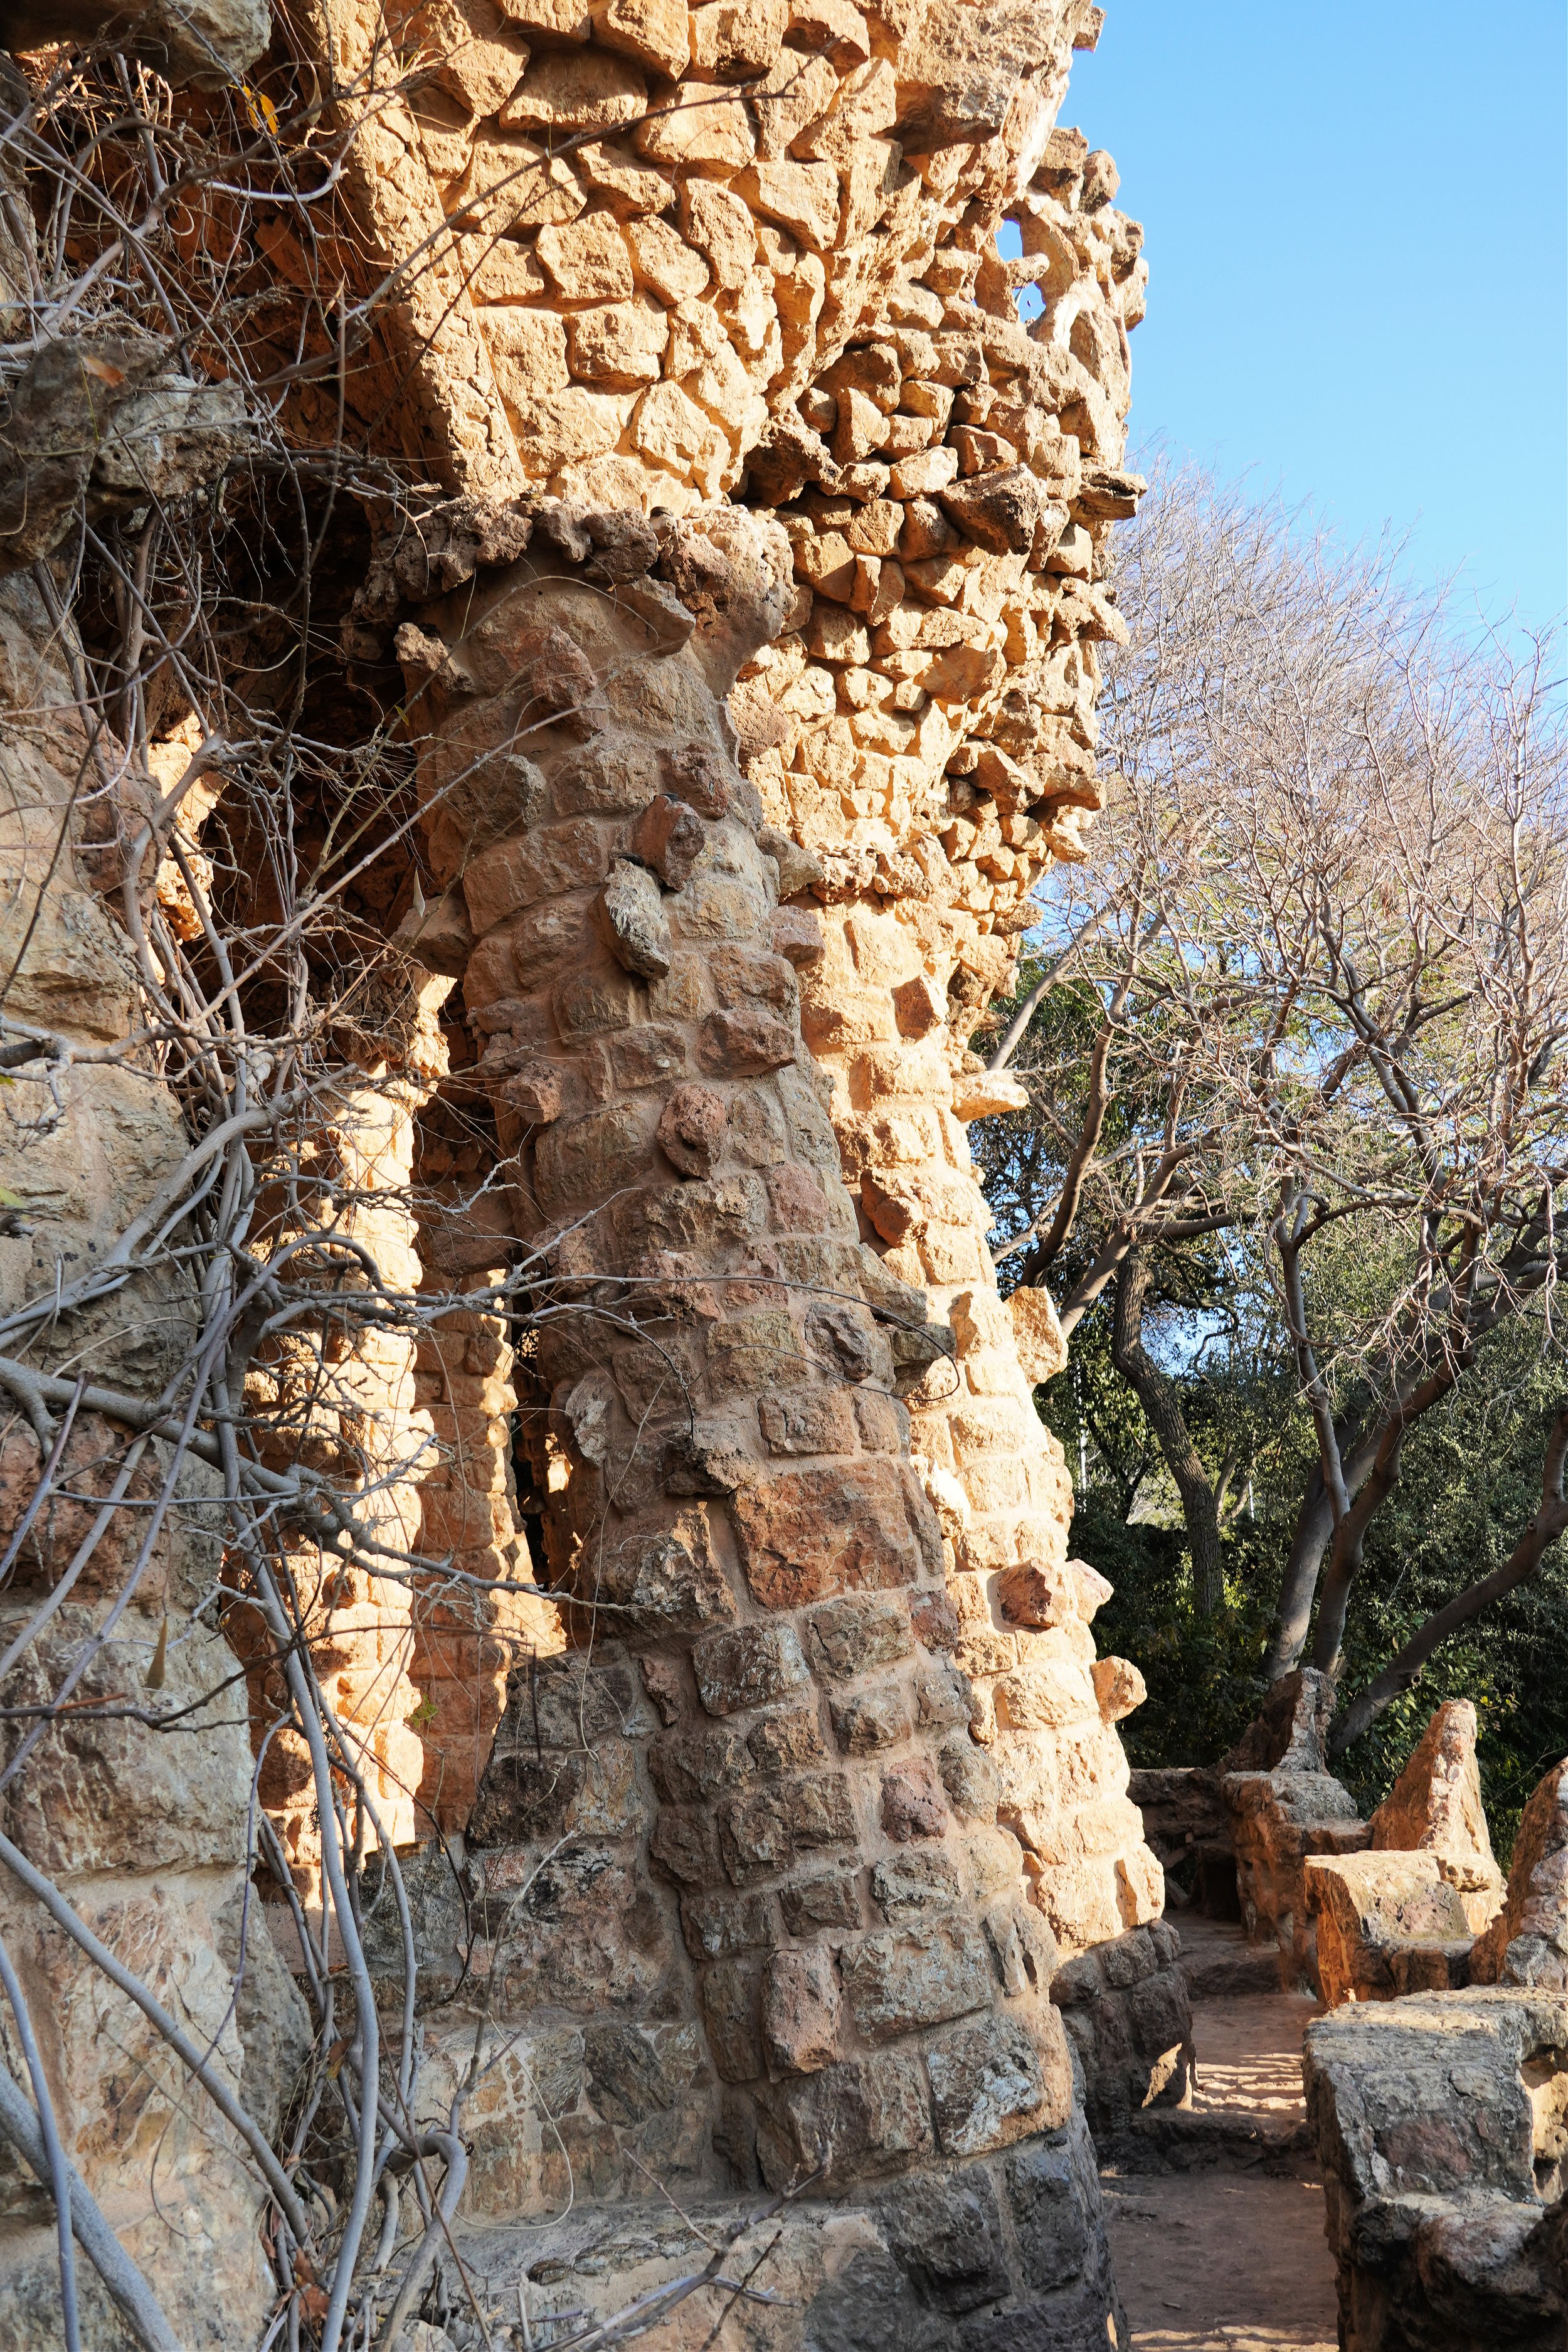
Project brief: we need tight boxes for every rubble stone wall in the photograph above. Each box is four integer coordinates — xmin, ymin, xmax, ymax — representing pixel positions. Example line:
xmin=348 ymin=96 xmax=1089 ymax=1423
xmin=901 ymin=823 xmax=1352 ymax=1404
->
xmin=0 ymin=0 xmax=1192 ymax=2340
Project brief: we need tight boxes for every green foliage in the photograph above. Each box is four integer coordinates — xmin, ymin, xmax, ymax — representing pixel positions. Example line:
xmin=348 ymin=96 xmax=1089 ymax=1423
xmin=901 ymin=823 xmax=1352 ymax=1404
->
xmin=1030 ymin=1311 xmax=1568 ymax=1858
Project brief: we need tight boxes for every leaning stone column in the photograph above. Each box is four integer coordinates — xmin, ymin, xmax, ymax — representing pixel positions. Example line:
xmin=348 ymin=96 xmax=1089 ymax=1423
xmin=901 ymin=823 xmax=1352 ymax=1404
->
xmin=393 ymin=495 xmax=1126 ymax=2339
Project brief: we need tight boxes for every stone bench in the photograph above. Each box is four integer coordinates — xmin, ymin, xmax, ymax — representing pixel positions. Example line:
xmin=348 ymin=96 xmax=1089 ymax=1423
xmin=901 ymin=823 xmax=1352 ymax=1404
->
xmin=1305 ymin=1850 xmax=1475 ymax=2008
xmin=1303 ymin=1986 xmax=1568 ymax=2350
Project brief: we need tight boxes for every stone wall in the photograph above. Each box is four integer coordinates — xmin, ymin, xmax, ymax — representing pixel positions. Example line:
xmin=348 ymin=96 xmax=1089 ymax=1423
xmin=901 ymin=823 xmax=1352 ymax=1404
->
xmin=0 ymin=0 xmax=1187 ymax=2340
xmin=0 ymin=582 xmax=303 ymax=2348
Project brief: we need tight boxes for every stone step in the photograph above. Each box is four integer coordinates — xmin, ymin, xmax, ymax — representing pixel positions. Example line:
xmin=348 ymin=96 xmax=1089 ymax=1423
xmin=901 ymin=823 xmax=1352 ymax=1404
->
xmin=1106 ymin=2105 xmax=1315 ymax=2176
xmin=1179 ymin=1941 xmax=1282 ymax=1998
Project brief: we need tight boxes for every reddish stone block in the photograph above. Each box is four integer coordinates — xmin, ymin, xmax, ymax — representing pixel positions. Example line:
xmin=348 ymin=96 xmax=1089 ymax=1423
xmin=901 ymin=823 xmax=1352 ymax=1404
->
xmin=747 ymin=1707 xmax=827 ymax=1775
xmin=807 ymin=1592 xmax=914 ymax=1680
xmin=764 ymin=1160 xmax=830 ymax=1231
xmin=633 ymin=791 xmax=708 ymax=886
xmin=464 ymin=818 xmax=610 ymax=932
xmin=780 ymin=1873 xmax=862 ymax=1932
xmin=700 ymin=1959 xmax=763 ymax=2082
xmin=839 ymin=1920 xmax=991 ymax=2042
xmin=909 ymin=1588 xmax=961 ymax=1651
xmin=758 ymin=1387 xmax=858 ymax=1456
xmin=696 ymin=1007 xmax=797 ymax=1076
xmin=728 ymin=1460 xmax=923 ymax=1609
xmin=660 ymin=739 xmax=733 ymax=816
xmin=650 ymin=1807 xmax=723 ymax=1887
xmin=656 ymin=1081 xmax=729 ymax=1177
xmin=882 ymin=1759 xmax=950 ymax=1842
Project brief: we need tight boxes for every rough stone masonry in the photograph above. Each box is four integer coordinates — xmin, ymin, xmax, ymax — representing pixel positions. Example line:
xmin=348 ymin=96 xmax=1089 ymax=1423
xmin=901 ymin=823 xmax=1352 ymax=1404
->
xmin=0 ymin=1 xmax=1192 ymax=2345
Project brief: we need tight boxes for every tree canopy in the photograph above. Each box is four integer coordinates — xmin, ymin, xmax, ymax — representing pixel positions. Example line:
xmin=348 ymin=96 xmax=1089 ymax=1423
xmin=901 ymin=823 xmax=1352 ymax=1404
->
xmin=976 ymin=464 xmax=1568 ymax=1807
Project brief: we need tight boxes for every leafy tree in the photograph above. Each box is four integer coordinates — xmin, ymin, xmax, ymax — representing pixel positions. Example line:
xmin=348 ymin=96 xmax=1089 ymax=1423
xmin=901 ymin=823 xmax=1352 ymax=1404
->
xmin=978 ymin=464 xmax=1568 ymax=1761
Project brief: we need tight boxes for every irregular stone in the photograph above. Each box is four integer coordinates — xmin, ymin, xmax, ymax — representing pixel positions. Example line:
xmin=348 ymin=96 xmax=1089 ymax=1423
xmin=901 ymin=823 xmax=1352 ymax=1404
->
xmin=693 ymin=1621 xmax=812 ymax=1715
xmin=1091 ymin=1655 xmax=1145 ymax=1723
xmin=874 ymin=2168 xmax=1011 ymax=2314
xmin=1370 ymin=1698 xmax=1505 ymax=1932
xmin=1306 ymin=1850 xmax=1475 ymax=2008
xmin=1005 ymin=2136 xmax=1093 ymax=2293
xmin=1009 ymin=1284 xmax=1067 ymax=1384
xmin=728 ymin=1461 xmax=924 ymax=1609
xmin=831 ymin=1682 xmax=914 ymax=1756
xmin=780 ymin=1872 xmax=861 ymax=1932
xmin=763 ymin=1944 xmax=842 ymax=2073
xmin=872 ymin=1851 xmax=961 ymax=1923
xmin=595 ymin=856 xmax=673 ymax=977
xmin=927 ymin=2012 xmax=1052 ymax=2154
xmin=808 ymin=1592 xmax=914 ymax=1679
xmin=755 ymin=2052 xmax=933 ymax=2188
xmin=1471 ymin=1760 xmax=1568 ymax=1991
xmin=502 ymin=48 xmax=649 ymax=130
xmin=656 ymin=1080 xmax=729 ymax=1175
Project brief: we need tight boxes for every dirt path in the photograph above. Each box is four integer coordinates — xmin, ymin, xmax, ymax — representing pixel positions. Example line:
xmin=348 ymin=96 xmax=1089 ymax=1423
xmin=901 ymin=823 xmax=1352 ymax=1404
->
xmin=1099 ymin=1917 xmax=1340 ymax=2351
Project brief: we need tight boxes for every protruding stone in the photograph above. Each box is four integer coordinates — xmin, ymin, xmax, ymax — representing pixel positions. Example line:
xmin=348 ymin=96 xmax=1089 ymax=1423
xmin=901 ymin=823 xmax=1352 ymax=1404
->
xmin=596 ymin=856 xmax=672 ymax=978
xmin=1370 ymin=1698 xmax=1505 ymax=1932
xmin=1471 ymin=1759 xmax=1568 ymax=1991
xmin=655 ymin=1080 xmax=729 ymax=1176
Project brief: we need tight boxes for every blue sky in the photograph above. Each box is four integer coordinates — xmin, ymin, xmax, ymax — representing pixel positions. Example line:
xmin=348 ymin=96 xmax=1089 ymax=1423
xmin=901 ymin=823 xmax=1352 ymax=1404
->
xmin=1049 ymin=1 xmax=1567 ymax=633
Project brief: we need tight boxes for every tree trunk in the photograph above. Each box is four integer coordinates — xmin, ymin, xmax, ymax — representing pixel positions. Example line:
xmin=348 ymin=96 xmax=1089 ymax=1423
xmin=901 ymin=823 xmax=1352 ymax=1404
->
xmin=1262 ymin=1466 xmax=1335 ymax=1682
xmin=1110 ymin=1249 xmax=1227 ymax=1616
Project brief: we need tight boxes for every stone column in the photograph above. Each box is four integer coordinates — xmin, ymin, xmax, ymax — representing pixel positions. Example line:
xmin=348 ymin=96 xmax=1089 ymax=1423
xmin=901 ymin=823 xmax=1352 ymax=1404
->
xmin=0 ymin=581 xmax=300 ymax=2349
xmin=393 ymin=499 xmax=1125 ymax=2339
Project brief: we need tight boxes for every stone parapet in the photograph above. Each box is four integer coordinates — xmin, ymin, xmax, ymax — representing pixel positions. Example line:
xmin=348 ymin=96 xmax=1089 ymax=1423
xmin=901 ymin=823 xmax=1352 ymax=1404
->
xmin=1306 ymin=1851 xmax=1475 ymax=2010
xmin=1304 ymin=1987 xmax=1568 ymax=2350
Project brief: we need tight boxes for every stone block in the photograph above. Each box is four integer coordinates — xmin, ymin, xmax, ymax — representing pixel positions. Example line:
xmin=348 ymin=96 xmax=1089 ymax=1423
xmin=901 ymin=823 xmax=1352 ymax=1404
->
xmin=839 ymin=1921 xmax=991 ymax=2042
xmin=927 ymin=2011 xmax=1051 ymax=2155
xmin=551 ymin=736 xmax=660 ymax=815
xmin=1005 ymin=2136 xmax=1092 ymax=2293
xmin=874 ymin=2168 xmax=1012 ymax=2314
xmin=754 ymin=2052 xmax=933 ymax=2188
xmin=871 ymin=1851 xmax=962 ymax=1924
xmin=938 ymin=1736 xmax=1000 ymax=1821
xmin=586 ymin=1510 xmax=738 ymax=1633
xmin=882 ymin=1759 xmax=950 ymax=1841
xmin=1307 ymin=1851 xmax=1476 ymax=2008
xmin=680 ymin=1889 xmax=773 ymax=1960
xmin=463 ymin=818 xmax=609 ymax=931
xmin=909 ymin=1588 xmax=961 ymax=1651
xmin=649 ymin=1722 xmax=753 ymax=1804
xmin=597 ymin=0 xmax=690 ymax=77
xmin=696 ymin=1005 xmax=797 ymax=1075
xmin=1473 ymin=1758 xmax=1568 ymax=1991
xmin=701 ymin=1957 xmax=764 ymax=2082
xmin=551 ymin=965 xmax=640 ymax=1041
xmin=763 ymin=1945 xmax=842 ymax=2074
xmin=807 ymin=1591 xmax=914 ymax=1679
xmin=650 ymin=1808 xmax=724 ymax=1887
xmin=748 ymin=1707 xmax=827 ymax=1774
xmin=655 ymin=1080 xmax=728 ymax=1176
xmin=1092 ymin=1654 xmax=1145 ymax=1724
xmin=536 ymin=215 xmax=635 ymax=301
xmin=694 ymin=1621 xmax=812 ymax=1715
xmin=707 ymin=1308 xmax=802 ymax=1394
xmin=728 ymin=1460 xmax=924 ymax=1609
xmin=759 ymin=1385 xmax=859 ymax=1454
xmin=832 ymin=1682 xmax=914 ymax=1756
xmin=595 ymin=856 xmax=672 ymax=978
xmin=781 ymin=1873 xmax=862 ymax=1932
xmin=719 ymin=1772 xmax=857 ymax=1882
xmin=1371 ymin=1699 xmax=1505 ymax=1934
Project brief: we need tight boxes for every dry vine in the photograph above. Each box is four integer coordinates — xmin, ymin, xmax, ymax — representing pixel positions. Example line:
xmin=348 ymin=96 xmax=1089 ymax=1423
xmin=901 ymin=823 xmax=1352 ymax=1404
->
xmin=0 ymin=26 xmax=805 ymax=2352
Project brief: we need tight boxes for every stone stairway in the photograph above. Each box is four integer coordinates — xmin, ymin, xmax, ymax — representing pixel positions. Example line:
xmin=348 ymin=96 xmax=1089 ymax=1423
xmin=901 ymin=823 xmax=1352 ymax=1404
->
xmin=1098 ymin=1915 xmax=1339 ymax=2351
